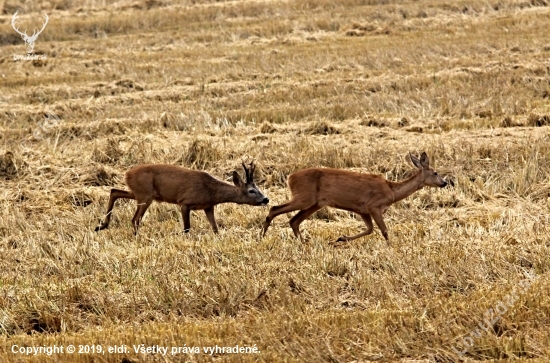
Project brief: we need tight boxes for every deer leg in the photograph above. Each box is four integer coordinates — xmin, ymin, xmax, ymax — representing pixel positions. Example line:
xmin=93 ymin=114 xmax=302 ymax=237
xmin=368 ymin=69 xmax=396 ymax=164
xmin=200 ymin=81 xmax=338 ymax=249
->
xmin=131 ymin=199 xmax=152 ymax=235
xmin=262 ymin=201 xmax=310 ymax=237
xmin=95 ymin=189 xmax=135 ymax=231
xmin=371 ymin=209 xmax=389 ymax=242
xmin=180 ymin=205 xmax=191 ymax=233
xmin=204 ymin=207 xmax=218 ymax=233
xmin=335 ymin=213 xmax=374 ymax=243
xmin=289 ymin=205 xmax=322 ymax=242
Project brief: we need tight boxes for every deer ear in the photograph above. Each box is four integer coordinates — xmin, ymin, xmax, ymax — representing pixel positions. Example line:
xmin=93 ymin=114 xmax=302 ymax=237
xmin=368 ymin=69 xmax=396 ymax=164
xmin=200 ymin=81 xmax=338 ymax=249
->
xmin=410 ymin=152 xmax=422 ymax=169
xmin=232 ymin=171 xmax=243 ymax=187
xmin=420 ymin=152 xmax=430 ymax=169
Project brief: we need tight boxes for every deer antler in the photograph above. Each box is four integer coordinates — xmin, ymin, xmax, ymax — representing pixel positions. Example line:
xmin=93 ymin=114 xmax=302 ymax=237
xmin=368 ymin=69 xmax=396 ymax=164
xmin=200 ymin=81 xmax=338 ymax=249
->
xmin=248 ymin=161 xmax=256 ymax=181
xmin=241 ymin=159 xmax=257 ymax=183
xmin=11 ymin=11 xmax=48 ymax=41
xmin=241 ymin=162 xmax=251 ymax=183
xmin=28 ymin=13 xmax=49 ymax=42
xmin=11 ymin=11 xmax=29 ymax=39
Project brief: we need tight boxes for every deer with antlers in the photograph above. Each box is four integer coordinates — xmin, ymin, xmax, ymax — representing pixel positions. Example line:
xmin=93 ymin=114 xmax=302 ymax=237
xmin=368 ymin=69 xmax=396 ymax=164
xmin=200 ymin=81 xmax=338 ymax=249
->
xmin=261 ymin=152 xmax=447 ymax=244
xmin=11 ymin=10 xmax=49 ymax=54
xmin=95 ymin=162 xmax=269 ymax=235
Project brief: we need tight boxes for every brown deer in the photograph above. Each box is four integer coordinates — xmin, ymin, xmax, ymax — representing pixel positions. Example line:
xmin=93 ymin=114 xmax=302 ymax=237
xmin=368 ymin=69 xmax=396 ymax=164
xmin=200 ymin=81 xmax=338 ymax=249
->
xmin=95 ymin=162 xmax=268 ymax=234
xmin=261 ymin=152 xmax=447 ymax=243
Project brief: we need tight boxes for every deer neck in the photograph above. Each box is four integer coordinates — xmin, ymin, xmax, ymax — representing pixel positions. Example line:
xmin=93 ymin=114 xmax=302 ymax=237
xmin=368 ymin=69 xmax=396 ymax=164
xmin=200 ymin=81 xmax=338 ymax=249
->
xmin=212 ymin=181 xmax=245 ymax=204
xmin=388 ymin=170 xmax=424 ymax=203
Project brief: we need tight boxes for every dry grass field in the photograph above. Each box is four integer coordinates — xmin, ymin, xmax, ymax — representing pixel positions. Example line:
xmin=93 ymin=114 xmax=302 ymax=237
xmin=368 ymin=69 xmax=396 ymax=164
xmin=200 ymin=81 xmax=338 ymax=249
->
xmin=1 ymin=0 xmax=550 ymax=361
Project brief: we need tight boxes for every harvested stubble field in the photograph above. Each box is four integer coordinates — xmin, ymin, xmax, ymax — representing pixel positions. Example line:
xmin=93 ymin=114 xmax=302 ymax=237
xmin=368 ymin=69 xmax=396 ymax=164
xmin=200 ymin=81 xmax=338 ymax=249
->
xmin=1 ymin=0 xmax=550 ymax=361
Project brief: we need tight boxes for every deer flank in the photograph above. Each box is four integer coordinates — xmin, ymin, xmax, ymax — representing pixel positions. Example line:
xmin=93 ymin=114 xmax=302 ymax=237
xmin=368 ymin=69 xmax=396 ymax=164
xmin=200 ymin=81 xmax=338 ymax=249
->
xmin=261 ymin=152 xmax=447 ymax=243
xmin=95 ymin=162 xmax=268 ymax=234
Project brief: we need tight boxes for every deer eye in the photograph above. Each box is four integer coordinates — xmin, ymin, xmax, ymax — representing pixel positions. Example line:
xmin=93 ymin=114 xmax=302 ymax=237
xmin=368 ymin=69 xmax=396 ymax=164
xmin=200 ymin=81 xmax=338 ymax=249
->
xmin=249 ymin=190 xmax=256 ymax=194
xmin=434 ymin=172 xmax=438 ymax=176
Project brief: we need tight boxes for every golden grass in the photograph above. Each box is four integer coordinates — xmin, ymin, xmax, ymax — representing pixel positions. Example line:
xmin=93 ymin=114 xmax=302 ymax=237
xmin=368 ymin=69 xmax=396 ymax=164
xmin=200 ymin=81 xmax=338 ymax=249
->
xmin=1 ymin=0 xmax=550 ymax=361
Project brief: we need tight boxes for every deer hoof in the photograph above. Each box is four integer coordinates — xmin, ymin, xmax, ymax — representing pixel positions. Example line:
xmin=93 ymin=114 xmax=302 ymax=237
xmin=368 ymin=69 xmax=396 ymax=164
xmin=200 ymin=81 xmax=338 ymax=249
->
xmin=336 ymin=236 xmax=348 ymax=242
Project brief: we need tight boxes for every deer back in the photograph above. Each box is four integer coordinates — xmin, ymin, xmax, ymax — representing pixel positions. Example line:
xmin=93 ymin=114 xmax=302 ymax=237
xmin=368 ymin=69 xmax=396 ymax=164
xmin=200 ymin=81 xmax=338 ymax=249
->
xmin=125 ymin=165 xmax=212 ymax=204
xmin=288 ymin=168 xmax=395 ymax=210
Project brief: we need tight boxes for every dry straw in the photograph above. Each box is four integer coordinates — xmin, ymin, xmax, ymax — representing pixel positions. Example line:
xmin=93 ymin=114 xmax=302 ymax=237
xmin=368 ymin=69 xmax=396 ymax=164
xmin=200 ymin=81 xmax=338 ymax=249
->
xmin=1 ymin=0 xmax=550 ymax=361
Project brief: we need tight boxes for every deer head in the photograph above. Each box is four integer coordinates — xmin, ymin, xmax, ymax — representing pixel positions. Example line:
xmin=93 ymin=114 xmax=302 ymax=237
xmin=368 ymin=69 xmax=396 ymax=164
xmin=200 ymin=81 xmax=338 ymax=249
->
xmin=11 ymin=11 xmax=49 ymax=54
xmin=409 ymin=152 xmax=448 ymax=188
xmin=232 ymin=161 xmax=269 ymax=206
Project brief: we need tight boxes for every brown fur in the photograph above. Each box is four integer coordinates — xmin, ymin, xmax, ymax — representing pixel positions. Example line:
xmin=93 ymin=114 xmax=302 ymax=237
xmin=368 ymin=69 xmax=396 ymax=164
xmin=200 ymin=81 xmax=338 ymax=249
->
xmin=95 ymin=162 xmax=268 ymax=234
xmin=261 ymin=152 xmax=447 ymax=243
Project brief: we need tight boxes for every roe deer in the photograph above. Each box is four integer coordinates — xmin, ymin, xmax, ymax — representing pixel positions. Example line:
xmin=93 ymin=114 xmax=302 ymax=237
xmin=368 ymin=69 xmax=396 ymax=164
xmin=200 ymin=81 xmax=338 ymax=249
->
xmin=261 ymin=152 xmax=447 ymax=243
xmin=95 ymin=162 xmax=268 ymax=234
